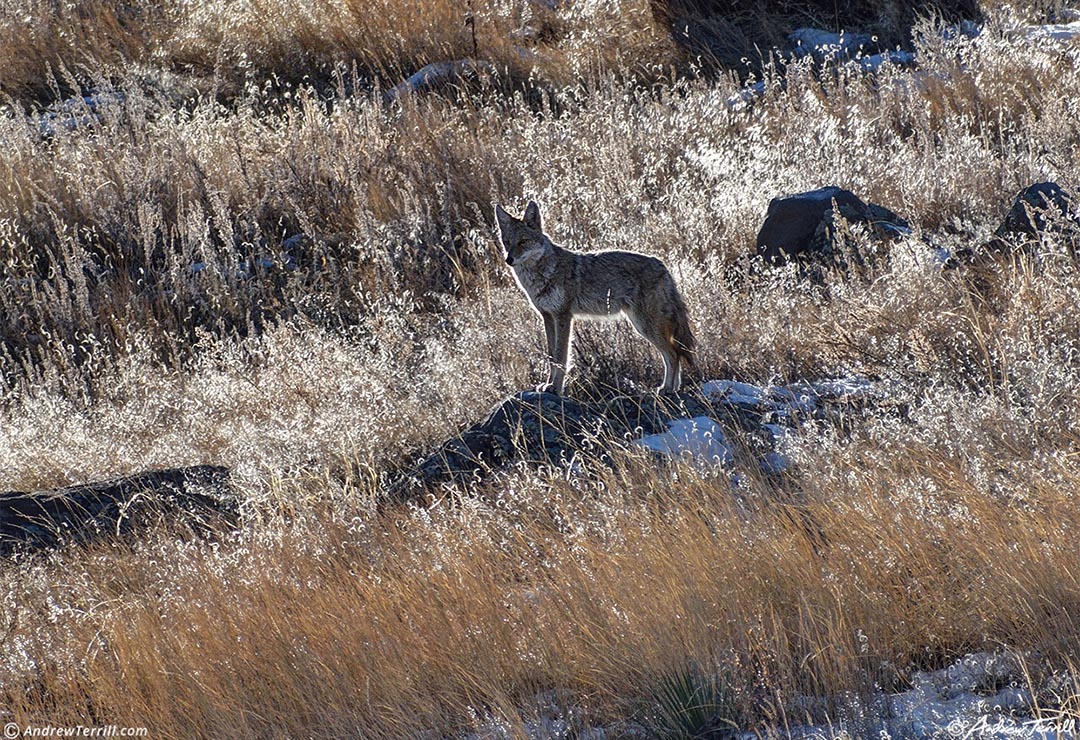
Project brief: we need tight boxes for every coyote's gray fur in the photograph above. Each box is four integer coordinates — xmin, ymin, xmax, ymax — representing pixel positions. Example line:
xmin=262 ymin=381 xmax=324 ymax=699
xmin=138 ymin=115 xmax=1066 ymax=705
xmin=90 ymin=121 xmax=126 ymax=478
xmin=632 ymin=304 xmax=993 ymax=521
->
xmin=495 ymin=200 xmax=696 ymax=395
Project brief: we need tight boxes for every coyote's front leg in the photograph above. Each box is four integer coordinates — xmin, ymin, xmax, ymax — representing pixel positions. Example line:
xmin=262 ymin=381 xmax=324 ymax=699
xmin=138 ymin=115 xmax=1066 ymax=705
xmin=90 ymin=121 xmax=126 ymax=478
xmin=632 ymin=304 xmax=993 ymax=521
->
xmin=536 ymin=312 xmax=558 ymax=393
xmin=545 ymin=312 xmax=573 ymax=395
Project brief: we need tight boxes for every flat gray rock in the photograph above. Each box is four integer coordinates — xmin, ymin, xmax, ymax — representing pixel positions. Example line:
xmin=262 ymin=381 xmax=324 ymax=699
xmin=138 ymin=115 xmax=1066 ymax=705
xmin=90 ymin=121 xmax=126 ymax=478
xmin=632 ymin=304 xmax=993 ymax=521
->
xmin=0 ymin=465 xmax=237 ymax=556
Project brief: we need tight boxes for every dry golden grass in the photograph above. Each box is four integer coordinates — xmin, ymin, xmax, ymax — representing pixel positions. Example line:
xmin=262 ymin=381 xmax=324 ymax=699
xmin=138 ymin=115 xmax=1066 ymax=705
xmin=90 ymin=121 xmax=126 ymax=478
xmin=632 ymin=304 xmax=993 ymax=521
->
xmin=1 ymin=0 xmax=1080 ymax=736
xmin=2 ymin=447 xmax=1079 ymax=737
xmin=0 ymin=0 xmax=674 ymax=105
xmin=0 ymin=0 xmax=167 ymax=100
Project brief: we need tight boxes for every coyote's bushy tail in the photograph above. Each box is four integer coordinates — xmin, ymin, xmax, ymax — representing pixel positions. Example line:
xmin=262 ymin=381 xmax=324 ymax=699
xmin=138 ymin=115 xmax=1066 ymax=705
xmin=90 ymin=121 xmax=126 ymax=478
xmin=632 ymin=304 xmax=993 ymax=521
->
xmin=671 ymin=289 xmax=696 ymax=368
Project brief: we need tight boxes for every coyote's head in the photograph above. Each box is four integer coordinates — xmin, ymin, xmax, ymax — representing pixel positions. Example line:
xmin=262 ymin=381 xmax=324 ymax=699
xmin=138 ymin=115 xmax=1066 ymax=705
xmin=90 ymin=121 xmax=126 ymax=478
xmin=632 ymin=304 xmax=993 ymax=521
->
xmin=495 ymin=201 xmax=548 ymax=267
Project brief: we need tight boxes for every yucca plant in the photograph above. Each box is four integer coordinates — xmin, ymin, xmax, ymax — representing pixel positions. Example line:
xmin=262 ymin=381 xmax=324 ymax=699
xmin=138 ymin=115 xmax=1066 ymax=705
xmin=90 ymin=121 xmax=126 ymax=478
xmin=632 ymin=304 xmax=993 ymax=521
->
xmin=644 ymin=662 xmax=740 ymax=739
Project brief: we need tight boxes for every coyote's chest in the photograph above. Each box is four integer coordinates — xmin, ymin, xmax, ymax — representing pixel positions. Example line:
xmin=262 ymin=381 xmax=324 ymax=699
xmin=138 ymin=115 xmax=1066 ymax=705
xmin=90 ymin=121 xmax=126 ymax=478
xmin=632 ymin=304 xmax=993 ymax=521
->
xmin=512 ymin=264 xmax=568 ymax=313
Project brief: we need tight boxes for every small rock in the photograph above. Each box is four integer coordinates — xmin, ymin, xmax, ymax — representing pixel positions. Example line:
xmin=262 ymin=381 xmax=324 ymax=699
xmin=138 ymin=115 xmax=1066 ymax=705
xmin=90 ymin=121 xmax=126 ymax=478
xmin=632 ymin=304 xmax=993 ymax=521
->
xmin=36 ymin=90 xmax=127 ymax=137
xmin=993 ymin=181 xmax=1077 ymax=243
xmin=383 ymin=59 xmax=497 ymax=104
xmin=853 ymin=49 xmax=917 ymax=73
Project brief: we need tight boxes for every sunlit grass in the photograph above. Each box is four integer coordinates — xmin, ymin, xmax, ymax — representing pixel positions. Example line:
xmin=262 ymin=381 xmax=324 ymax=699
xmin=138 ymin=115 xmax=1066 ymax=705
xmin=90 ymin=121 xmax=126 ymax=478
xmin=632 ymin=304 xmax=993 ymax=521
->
xmin=1 ymin=0 xmax=1079 ymax=735
xmin=2 ymin=449 xmax=1079 ymax=737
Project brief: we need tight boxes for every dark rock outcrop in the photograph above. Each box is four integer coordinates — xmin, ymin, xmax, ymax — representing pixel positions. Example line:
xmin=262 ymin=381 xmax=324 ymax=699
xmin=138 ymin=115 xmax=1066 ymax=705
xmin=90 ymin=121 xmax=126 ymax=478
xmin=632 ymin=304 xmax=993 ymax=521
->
xmin=947 ymin=182 xmax=1079 ymax=267
xmin=0 ymin=465 xmax=237 ymax=556
xmin=755 ymin=186 xmax=911 ymax=270
xmin=991 ymin=182 xmax=1078 ymax=250
xmin=650 ymin=0 xmax=981 ymax=69
xmin=406 ymin=391 xmax=618 ymax=491
xmin=395 ymin=379 xmax=893 ymax=496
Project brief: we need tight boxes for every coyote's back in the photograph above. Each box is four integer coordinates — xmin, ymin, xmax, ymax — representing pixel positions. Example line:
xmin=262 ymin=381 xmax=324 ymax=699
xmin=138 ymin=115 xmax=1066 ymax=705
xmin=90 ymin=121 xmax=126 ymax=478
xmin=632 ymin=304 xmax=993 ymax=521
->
xmin=495 ymin=200 xmax=695 ymax=395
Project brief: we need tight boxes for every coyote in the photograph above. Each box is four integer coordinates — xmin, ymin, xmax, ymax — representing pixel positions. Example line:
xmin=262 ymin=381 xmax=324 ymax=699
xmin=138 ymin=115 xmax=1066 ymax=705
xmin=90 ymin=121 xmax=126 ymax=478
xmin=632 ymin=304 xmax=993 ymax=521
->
xmin=495 ymin=200 xmax=695 ymax=395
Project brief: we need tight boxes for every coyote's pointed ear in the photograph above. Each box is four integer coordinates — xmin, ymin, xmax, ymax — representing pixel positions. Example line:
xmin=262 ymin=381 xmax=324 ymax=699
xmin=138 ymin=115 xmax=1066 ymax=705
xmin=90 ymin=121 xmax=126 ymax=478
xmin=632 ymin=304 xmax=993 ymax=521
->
xmin=523 ymin=200 xmax=542 ymax=231
xmin=494 ymin=204 xmax=512 ymax=232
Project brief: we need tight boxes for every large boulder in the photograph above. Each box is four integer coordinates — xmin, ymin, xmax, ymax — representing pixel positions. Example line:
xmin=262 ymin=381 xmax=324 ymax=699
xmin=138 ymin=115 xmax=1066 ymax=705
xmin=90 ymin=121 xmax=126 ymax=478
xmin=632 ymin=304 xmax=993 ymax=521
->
xmin=396 ymin=391 xmax=726 ymax=494
xmin=755 ymin=186 xmax=910 ymax=269
xmin=403 ymin=391 xmax=617 ymax=492
xmin=0 ymin=465 xmax=237 ymax=556
xmin=395 ymin=378 xmax=903 ymax=497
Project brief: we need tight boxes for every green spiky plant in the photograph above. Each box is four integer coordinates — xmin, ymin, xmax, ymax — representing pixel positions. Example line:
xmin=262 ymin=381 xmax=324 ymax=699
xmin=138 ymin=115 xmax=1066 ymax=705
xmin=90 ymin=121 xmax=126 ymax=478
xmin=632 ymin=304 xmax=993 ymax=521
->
xmin=645 ymin=662 xmax=740 ymax=739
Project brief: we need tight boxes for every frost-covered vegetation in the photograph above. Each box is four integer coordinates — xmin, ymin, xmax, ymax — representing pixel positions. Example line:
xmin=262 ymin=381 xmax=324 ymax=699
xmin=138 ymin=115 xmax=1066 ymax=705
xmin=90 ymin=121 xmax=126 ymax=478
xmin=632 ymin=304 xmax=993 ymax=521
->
xmin=1 ymin=0 xmax=1079 ymax=737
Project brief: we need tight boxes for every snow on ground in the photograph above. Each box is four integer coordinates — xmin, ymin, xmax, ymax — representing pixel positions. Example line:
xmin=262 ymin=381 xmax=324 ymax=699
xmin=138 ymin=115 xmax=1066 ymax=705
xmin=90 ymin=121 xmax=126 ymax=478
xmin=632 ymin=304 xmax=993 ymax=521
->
xmin=465 ymin=381 xmax=1075 ymax=740
xmin=702 ymin=377 xmax=883 ymax=415
xmin=726 ymin=16 xmax=1080 ymax=111
xmin=638 ymin=377 xmax=886 ymax=475
xmin=459 ymin=653 xmax=1077 ymax=740
xmin=1016 ymin=20 xmax=1080 ymax=43
xmin=735 ymin=653 xmax=1078 ymax=739
xmin=636 ymin=416 xmax=734 ymax=469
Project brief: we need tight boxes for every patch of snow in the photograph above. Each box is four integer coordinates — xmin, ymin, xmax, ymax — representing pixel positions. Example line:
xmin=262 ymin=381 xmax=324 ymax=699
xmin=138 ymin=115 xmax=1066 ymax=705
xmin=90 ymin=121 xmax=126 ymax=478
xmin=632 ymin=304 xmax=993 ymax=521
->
xmin=637 ymin=416 xmax=733 ymax=469
xmin=727 ymin=80 xmax=767 ymax=111
xmin=1017 ymin=21 xmax=1080 ymax=43
xmin=852 ymin=50 xmax=917 ymax=74
xmin=702 ymin=380 xmax=770 ymax=408
xmin=706 ymin=376 xmax=881 ymax=416
xmin=457 ymin=691 xmax=626 ymax=740
xmin=652 ymin=376 xmax=894 ymax=476
xmin=640 ymin=375 xmax=881 ymax=473
xmin=789 ymin=28 xmax=872 ymax=61
xmin=731 ymin=653 xmax=1075 ymax=740
xmin=787 ymin=377 xmax=880 ymax=404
